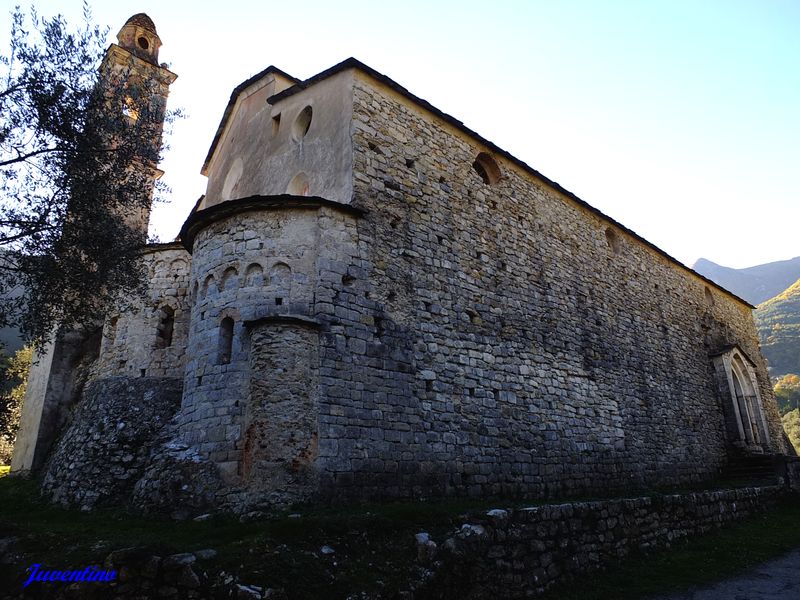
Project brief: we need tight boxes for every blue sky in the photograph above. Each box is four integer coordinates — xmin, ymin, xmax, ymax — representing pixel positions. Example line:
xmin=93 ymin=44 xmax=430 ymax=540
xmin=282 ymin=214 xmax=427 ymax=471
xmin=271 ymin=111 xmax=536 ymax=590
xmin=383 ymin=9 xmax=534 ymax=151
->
xmin=3 ymin=0 xmax=798 ymax=269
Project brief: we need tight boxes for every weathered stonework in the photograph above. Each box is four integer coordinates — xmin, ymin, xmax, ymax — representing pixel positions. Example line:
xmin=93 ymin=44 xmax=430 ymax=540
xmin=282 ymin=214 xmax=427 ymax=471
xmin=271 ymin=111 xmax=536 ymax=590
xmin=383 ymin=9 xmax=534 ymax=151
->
xmin=12 ymin=23 xmax=794 ymax=514
xmin=131 ymin=436 xmax=223 ymax=518
xmin=413 ymin=485 xmax=784 ymax=598
xmin=41 ymin=377 xmax=181 ymax=510
xmin=0 ymin=486 xmax=783 ymax=599
xmin=240 ymin=318 xmax=321 ymax=506
xmin=93 ymin=244 xmax=191 ymax=380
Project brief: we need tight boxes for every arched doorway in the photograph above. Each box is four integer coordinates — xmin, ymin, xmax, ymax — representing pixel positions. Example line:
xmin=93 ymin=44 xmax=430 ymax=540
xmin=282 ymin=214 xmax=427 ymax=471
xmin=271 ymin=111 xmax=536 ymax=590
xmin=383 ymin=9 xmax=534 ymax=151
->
xmin=712 ymin=346 xmax=771 ymax=452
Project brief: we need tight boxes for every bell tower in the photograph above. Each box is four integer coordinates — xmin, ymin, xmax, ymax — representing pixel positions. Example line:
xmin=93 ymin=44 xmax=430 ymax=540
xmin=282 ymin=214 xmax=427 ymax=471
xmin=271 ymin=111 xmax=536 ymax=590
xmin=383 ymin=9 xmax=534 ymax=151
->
xmin=9 ymin=14 xmax=177 ymax=476
xmin=97 ymin=13 xmax=177 ymax=236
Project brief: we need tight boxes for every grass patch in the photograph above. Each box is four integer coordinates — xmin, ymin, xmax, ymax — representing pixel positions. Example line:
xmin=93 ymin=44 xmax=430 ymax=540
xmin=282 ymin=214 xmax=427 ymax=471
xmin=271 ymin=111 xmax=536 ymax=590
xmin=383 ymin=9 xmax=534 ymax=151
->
xmin=0 ymin=476 xmax=506 ymax=597
xmin=1 ymin=474 xmax=798 ymax=599
xmin=540 ymin=497 xmax=800 ymax=600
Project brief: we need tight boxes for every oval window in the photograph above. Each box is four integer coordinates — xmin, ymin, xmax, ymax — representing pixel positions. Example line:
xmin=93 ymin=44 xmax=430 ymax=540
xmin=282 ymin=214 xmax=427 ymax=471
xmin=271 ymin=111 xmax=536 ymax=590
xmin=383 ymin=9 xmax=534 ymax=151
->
xmin=292 ymin=106 xmax=313 ymax=141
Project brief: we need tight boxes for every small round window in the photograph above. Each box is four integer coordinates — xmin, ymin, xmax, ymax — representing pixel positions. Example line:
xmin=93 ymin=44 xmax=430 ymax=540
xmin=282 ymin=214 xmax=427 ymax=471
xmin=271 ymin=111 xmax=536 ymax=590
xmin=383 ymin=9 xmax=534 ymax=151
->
xmin=292 ymin=106 xmax=313 ymax=141
xmin=137 ymin=36 xmax=149 ymax=50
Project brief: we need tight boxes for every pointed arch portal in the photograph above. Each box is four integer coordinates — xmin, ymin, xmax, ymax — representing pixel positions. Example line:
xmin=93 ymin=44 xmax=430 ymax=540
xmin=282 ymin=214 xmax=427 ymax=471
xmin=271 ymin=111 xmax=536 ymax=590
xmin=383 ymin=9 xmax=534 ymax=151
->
xmin=712 ymin=347 xmax=771 ymax=452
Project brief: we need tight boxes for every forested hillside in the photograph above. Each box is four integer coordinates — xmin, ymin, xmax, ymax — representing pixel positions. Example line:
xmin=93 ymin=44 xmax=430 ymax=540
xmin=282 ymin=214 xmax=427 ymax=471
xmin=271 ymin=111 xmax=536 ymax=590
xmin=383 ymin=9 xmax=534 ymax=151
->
xmin=782 ymin=409 xmax=800 ymax=454
xmin=755 ymin=279 xmax=800 ymax=378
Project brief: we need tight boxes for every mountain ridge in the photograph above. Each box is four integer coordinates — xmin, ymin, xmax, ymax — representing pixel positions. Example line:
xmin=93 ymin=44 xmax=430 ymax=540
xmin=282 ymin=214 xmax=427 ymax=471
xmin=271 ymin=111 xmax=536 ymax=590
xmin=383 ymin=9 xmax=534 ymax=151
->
xmin=692 ymin=256 xmax=800 ymax=305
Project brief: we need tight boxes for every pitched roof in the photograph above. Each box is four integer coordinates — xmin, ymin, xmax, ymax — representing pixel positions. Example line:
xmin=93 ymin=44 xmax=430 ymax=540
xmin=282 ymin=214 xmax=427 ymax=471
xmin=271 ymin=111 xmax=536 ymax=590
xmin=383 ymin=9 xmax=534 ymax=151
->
xmin=200 ymin=57 xmax=753 ymax=309
xmin=265 ymin=57 xmax=755 ymax=309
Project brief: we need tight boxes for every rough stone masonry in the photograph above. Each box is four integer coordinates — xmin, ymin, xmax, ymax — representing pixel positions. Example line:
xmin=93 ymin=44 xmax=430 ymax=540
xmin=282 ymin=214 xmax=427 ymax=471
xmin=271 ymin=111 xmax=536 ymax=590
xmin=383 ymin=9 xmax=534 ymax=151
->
xmin=12 ymin=15 xmax=795 ymax=514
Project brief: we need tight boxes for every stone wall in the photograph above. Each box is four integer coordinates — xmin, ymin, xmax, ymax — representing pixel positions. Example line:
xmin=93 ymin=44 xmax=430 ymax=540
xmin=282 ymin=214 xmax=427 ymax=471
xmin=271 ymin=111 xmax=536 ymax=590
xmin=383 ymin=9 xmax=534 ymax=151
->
xmin=169 ymin=200 xmax=359 ymax=508
xmin=412 ymin=486 xmax=784 ymax=599
xmin=304 ymin=73 xmax=790 ymax=502
xmin=0 ymin=485 xmax=787 ymax=599
xmin=11 ymin=328 xmax=100 ymax=473
xmin=239 ymin=318 xmax=321 ymax=506
xmin=12 ymin=244 xmax=188 ymax=478
xmin=40 ymin=377 xmax=182 ymax=511
xmin=92 ymin=244 xmax=191 ymax=380
xmin=179 ymin=206 xmax=319 ymax=484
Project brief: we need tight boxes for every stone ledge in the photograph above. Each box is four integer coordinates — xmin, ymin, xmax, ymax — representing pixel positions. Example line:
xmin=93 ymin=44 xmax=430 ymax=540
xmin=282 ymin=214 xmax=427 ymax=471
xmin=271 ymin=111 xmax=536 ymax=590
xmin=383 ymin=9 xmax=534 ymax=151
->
xmin=141 ymin=241 xmax=186 ymax=255
xmin=179 ymin=194 xmax=366 ymax=252
xmin=243 ymin=314 xmax=322 ymax=330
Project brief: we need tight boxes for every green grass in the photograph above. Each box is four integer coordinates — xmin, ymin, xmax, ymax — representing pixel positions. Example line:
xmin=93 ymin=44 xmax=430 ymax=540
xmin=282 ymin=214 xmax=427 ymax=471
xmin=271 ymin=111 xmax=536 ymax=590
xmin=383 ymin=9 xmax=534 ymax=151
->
xmin=0 ymin=475 xmax=507 ymax=597
xmin=1 ymin=472 xmax=799 ymax=599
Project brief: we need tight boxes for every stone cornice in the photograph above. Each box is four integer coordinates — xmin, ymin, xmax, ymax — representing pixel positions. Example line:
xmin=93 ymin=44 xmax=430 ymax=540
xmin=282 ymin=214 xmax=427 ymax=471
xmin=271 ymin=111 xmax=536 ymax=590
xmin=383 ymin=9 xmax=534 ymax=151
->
xmin=141 ymin=241 xmax=186 ymax=255
xmin=103 ymin=44 xmax=177 ymax=84
xmin=179 ymin=194 xmax=365 ymax=253
xmin=244 ymin=314 xmax=321 ymax=330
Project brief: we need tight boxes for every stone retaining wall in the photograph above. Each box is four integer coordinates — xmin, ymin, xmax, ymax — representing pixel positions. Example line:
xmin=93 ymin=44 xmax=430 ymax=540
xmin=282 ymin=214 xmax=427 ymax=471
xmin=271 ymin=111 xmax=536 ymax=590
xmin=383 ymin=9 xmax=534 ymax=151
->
xmin=413 ymin=486 xmax=784 ymax=599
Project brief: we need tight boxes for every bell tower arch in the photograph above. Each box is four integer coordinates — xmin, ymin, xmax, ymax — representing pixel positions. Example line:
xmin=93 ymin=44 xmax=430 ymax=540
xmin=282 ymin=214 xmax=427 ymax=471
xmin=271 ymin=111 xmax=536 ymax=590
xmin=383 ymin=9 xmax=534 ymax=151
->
xmin=116 ymin=13 xmax=163 ymax=66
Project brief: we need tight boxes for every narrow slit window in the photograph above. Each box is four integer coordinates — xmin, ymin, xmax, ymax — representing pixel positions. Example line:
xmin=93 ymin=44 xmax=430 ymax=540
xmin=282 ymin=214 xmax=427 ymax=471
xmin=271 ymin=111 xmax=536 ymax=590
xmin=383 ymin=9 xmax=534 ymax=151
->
xmin=605 ymin=227 xmax=621 ymax=255
xmin=218 ymin=317 xmax=234 ymax=365
xmin=156 ymin=306 xmax=175 ymax=348
xmin=107 ymin=316 xmax=119 ymax=345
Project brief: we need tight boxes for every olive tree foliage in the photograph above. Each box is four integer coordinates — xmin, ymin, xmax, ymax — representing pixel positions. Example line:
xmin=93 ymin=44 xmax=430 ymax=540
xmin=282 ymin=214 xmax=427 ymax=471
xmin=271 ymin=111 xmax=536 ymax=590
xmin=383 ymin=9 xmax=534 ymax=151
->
xmin=0 ymin=345 xmax=31 ymax=464
xmin=0 ymin=4 xmax=177 ymax=347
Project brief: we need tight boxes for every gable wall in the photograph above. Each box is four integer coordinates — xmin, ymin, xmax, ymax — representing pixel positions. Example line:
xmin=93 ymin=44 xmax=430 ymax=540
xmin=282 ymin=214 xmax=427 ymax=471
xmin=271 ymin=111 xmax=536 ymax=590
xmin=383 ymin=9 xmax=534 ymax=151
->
xmin=203 ymin=71 xmax=355 ymax=208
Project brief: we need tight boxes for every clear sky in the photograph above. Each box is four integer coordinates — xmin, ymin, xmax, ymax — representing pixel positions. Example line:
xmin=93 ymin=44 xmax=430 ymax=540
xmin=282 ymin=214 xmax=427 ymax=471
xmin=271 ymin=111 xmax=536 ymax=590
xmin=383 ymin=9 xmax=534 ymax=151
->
xmin=3 ymin=0 xmax=798 ymax=269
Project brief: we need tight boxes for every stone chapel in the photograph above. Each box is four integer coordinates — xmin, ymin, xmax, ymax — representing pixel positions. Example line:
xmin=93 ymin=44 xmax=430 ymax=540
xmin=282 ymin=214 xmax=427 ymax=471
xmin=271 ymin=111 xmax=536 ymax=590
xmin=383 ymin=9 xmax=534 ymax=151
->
xmin=11 ymin=14 xmax=794 ymax=513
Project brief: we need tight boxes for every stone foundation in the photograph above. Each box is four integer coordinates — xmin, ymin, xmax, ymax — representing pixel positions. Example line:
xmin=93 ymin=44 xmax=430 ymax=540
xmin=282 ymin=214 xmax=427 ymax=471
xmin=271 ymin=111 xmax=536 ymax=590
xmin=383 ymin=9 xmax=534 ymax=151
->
xmin=131 ymin=436 xmax=223 ymax=518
